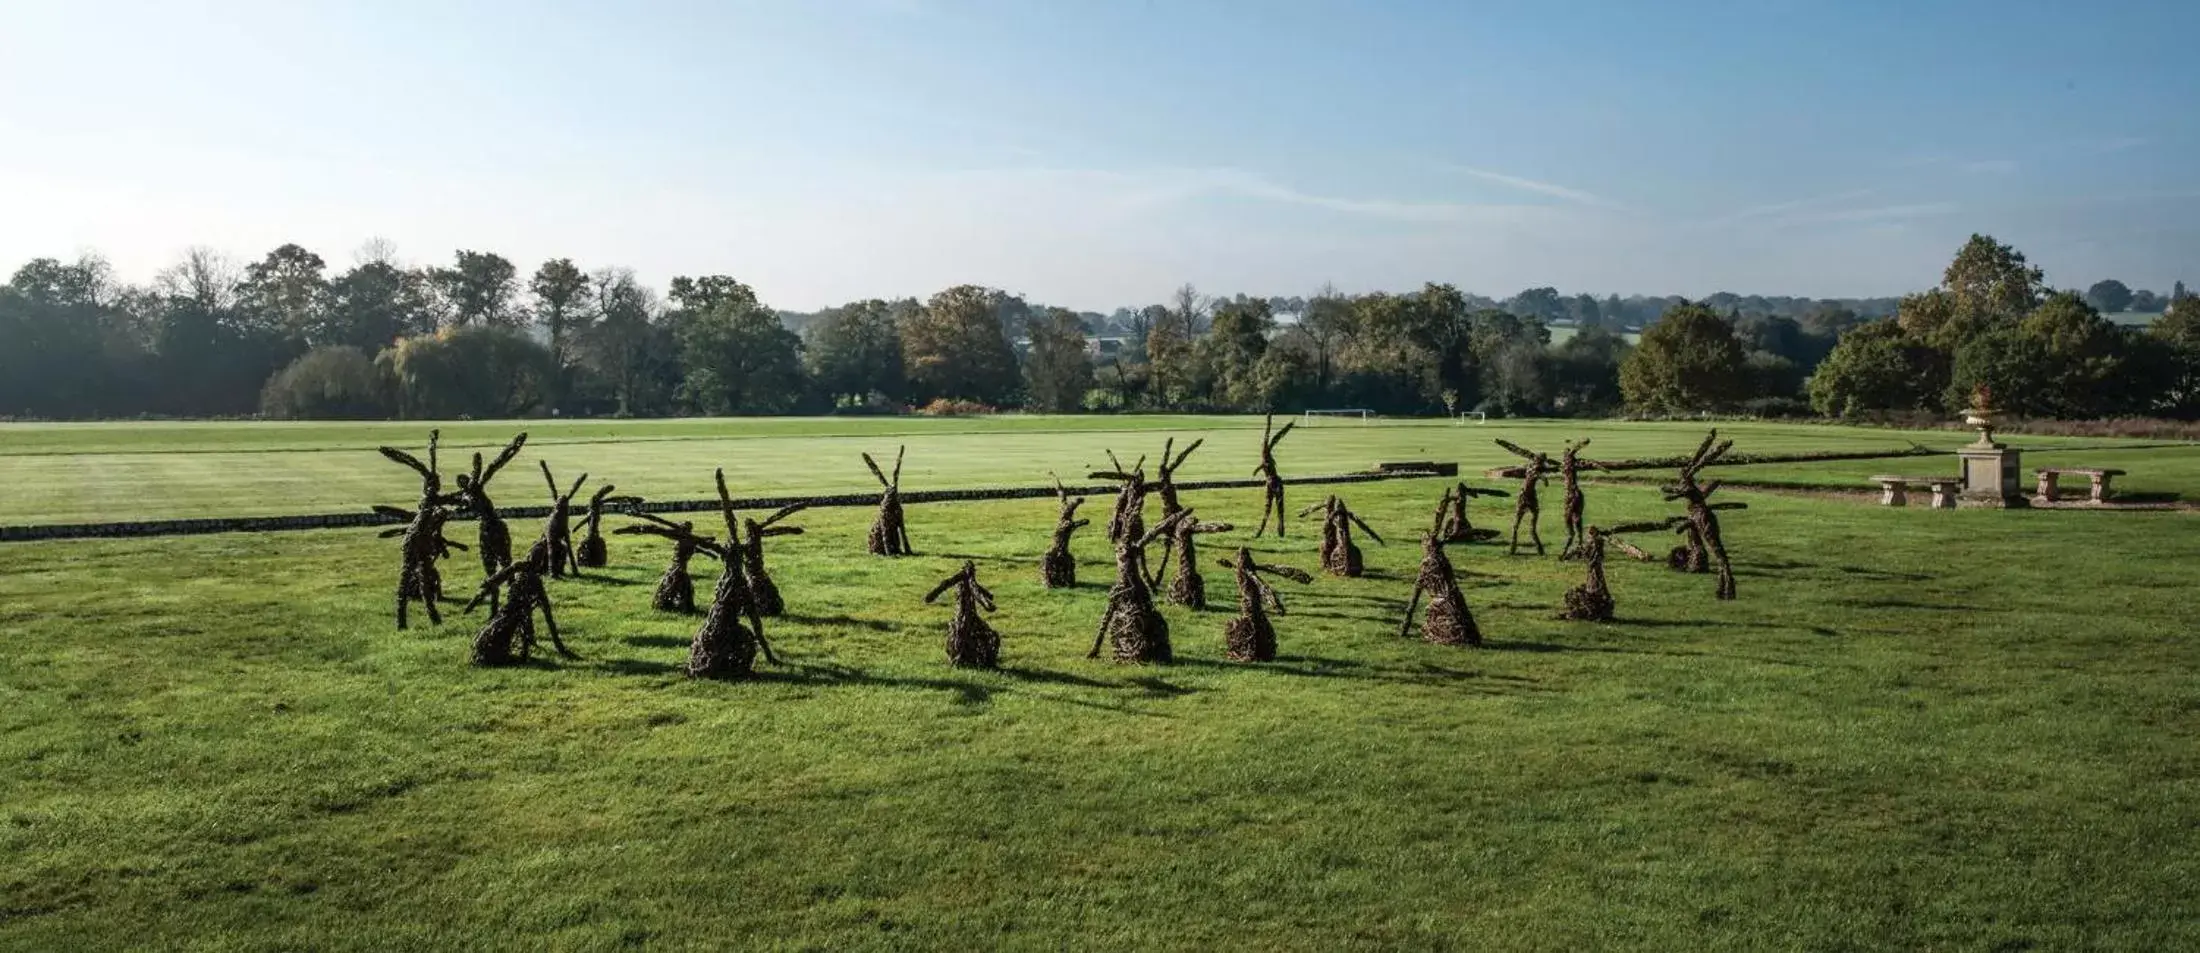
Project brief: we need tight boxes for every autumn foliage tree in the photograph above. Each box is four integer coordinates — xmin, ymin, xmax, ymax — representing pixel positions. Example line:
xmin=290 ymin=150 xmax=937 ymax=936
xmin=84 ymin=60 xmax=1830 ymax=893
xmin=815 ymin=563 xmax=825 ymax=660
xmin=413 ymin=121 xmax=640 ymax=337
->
xmin=902 ymin=284 xmax=1023 ymax=405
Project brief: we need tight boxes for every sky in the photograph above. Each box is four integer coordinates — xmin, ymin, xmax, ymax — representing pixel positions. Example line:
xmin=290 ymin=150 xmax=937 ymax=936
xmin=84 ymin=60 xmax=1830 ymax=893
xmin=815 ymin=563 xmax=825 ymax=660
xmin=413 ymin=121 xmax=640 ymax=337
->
xmin=1 ymin=0 xmax=2195 ymax=311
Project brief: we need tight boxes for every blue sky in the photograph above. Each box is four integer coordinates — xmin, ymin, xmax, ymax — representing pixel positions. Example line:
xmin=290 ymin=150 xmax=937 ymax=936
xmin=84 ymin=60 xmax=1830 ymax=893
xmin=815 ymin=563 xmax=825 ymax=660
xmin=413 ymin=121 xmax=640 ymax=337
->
xmin=2 ymin=0 xmax=2194 ymax=310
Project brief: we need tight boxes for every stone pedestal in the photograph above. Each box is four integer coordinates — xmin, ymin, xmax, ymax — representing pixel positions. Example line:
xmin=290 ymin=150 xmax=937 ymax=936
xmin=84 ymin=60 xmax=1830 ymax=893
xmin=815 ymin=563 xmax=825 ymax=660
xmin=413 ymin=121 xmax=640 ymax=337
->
xmin=1957 ymin=440 xmax=2027 ymax=508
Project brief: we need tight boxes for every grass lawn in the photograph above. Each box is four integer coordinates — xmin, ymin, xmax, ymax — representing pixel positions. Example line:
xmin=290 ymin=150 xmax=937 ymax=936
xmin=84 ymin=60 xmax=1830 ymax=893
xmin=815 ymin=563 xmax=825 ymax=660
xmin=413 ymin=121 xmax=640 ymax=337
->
xmin=2 ymin=417 xmax=2197 ymax=950
xmin=0 ymin=415 xmax=2165 ymax=527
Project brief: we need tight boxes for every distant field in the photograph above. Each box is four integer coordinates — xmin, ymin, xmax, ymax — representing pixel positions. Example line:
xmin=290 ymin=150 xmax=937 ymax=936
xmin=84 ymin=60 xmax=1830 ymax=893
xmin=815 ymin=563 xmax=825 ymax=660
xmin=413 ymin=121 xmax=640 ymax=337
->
xmin=0 ymin=415 xmax=2169 ymax=526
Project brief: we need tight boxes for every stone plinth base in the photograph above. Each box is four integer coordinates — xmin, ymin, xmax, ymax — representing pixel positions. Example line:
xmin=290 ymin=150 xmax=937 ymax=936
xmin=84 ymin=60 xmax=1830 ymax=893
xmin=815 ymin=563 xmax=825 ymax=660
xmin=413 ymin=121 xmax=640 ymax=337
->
xmin=1957 ymin=443 xmax=2028 ymax=508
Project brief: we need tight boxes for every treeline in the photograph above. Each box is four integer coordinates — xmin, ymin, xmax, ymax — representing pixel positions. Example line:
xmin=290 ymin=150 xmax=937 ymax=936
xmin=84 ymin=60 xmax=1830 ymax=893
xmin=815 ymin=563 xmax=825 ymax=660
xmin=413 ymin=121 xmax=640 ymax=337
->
xmin=0 ymin=239 xmax=2187 ymax=421
xmin=1807 ymin=237 xmax=2200 ymax=419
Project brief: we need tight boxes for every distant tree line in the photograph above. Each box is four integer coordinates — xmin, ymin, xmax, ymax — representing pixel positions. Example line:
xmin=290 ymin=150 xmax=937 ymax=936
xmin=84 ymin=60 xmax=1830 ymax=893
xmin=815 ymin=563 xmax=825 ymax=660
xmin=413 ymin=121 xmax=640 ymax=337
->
xmin=0 ymin=240 xmax=2188 ymax=421
xmin=1806 ymin=236 xmax=2200 ymax=419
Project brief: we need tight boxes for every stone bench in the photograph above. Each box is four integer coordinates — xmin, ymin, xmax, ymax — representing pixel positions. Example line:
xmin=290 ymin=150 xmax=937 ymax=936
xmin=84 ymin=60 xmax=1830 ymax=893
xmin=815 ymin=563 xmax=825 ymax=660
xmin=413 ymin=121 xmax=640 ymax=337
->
xmin=1870 ymin=475 xmax=1960 ymax=508
xmin=2035 ymin=467 xmax=2126 ymax=504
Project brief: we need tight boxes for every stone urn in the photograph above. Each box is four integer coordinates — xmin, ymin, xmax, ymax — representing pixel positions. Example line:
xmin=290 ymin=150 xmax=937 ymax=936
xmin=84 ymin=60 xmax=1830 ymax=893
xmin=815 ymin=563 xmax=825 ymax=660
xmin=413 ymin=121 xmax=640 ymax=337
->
xmin=1955 ymin=387 xmax=2024 ymax=506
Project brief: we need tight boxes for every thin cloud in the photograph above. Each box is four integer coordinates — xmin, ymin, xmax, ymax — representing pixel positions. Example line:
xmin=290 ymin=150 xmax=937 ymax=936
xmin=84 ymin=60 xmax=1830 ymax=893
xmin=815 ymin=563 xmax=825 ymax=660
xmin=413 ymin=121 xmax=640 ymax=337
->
xmin=1430 ymin=161 xmax=1611 ymax=207
xmin=947 ymin=166 xmax=1547 ymax=224
xmin=1700 ymin=188 xmax=1879 ymax=228
xmin=1889 ymin=153 xmax=2017 ymax=174
xmin=1800 ymin=202 xmax=1958 ymax=224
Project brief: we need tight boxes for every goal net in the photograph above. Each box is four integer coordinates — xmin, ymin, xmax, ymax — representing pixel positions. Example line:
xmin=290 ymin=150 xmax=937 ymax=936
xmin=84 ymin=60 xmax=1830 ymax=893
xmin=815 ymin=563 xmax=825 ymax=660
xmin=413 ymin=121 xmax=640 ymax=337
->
xmin=1301 ymin=409 xmax=1374 ymax=424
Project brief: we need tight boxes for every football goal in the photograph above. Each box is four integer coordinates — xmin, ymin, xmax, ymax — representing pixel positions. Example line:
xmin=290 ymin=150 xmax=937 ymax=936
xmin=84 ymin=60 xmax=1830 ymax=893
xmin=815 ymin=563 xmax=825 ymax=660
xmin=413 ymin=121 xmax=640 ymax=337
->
xmin=1302 ymin=408 xmax=1374 ymax=424
xmin=1456 ymin=411 xmax=1488 ymax=424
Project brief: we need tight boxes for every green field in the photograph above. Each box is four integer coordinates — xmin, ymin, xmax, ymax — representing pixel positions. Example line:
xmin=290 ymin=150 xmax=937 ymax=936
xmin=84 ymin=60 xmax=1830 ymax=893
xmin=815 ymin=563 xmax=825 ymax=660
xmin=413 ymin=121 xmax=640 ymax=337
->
xmin=0 ymin=415 xmax=2168 ymax=527
xmin=3 ymin=417 xmax=2197 ymax=950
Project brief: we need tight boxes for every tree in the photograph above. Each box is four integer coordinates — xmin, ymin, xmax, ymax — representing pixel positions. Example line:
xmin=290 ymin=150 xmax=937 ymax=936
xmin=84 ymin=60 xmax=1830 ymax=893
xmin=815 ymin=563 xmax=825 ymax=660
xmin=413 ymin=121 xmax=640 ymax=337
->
xmin=574 ymin=268 xmax=676 ymax=416
xmin=2085 ymin=279 xmax=2134 ymax=314
xmin=902 ymin=285 xmax=1022 ymax=405
xmin=1546 ymin=327 xmax=1630 ymax=415
xmin=806 ymin=299 xmax=909 ymax=407
xmin=1806 ymin=320 xmax=1945 ymax=417
xmin=530 ymin=259 xmax=593 ymax=370
xmin=379 ymin=326 xmax=554 ymax=419
xmin=260 ymin=346 xmax=392 ymax=419
xmin=1618 ymin=301 xmax=1748 ymax=412
xmin=672 ymin=278 xmax=808 ymax=415
xmin=2147 ymin=302 xmax=2200 ymax=417
xmin=1023 ymin=307 xmax=1095 ymax=412
xmin=2001 ymin=291 xmax=2142 ymax=417
xmin=235 ymin=244 xmax=330 ymax=342
xmin=1295 ymin=283 xmax=1355 ymax=393
xmin=1504 ymin=287 xmax=1563 ymax=321
xmin=668 ymin=274 xmax=755 ymax=314
xmin=2131 ymin=289 xmax=2168 ymax=313
xmin=325 ymin=259 xmax=424 ymax=351
xmin=431 ymin=250 xmax=520 ymax=328
xmin=1202 ymin=296 xmax=1274 ymax=407
xmin=1893 ymin=288 xmax=1965 ymax=352
xmin=1145 ymin=284 xmax=1204 ymax=406
xmin=1942 ymin=233 xmax=2045 ymax=327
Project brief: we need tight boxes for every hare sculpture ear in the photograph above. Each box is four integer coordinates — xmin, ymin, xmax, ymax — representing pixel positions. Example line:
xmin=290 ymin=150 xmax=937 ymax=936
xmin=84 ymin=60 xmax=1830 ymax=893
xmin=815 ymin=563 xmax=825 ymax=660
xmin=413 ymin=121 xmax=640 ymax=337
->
xmin=891 ymin=445 xmax=905 ymax=486
xmin=379 ymin=446 xmax=433 ymax=479
xmin=863 ymin=452 xmax=890 ymax=489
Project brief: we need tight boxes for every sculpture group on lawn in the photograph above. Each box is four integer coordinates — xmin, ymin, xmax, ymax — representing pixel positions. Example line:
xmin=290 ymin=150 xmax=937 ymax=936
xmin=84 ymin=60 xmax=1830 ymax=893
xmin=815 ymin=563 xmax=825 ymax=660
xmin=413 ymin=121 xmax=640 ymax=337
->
xmin=362 ymin=422 xmax=1753 ymax=671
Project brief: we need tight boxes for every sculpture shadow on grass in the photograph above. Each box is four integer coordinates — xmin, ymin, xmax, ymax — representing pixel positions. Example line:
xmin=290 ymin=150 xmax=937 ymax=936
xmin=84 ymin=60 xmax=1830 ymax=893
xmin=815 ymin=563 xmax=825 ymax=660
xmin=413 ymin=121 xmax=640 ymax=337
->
xmin=621 ymin=634 xmax=691 ymax=649
xmin=1171 ymin=655 xmax=1545 ymax=694
xmin=783 ymin=613 xmax=902 ymax=633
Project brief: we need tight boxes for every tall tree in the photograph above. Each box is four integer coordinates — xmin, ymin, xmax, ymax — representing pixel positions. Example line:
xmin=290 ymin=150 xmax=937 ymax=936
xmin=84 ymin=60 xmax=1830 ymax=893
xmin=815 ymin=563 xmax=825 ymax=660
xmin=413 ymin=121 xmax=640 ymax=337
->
xmin=1202 ymin=296 xmax=1274 ymax=407
xmin=431 ymin=250 xmax=520 ymax=328
xmin=806 ymin=299 xmax=909 ymax=406
xmin=902 ymin=285 xmax=1022 ymax=405
xmin=575 ymin=268 xmax=674 ymax=416
xmin=672 ymin=278 xmax=808 ymax=415
xmin=1294 ymin=283 xmax=1355 ymax=393
xmin=1023 ymin=307 xmax=1096 ymax=413
xmin=1618 ymin=301 xmax=1748 ymax=412
xmin=1942 ymin=234 xmax=2045 ymax=327
xmin=325 ymin=259 xmax=421 ymax=350
xmin=1145 ymin=284 xmax=1204 ymax=406
xmin=234 ymin=243 xmax=330 ymax=342
xmin=530 ymin=258 xmax=593 ymax=368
